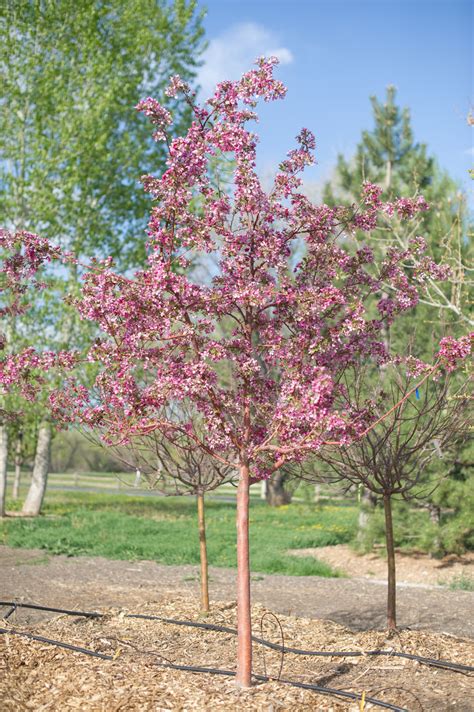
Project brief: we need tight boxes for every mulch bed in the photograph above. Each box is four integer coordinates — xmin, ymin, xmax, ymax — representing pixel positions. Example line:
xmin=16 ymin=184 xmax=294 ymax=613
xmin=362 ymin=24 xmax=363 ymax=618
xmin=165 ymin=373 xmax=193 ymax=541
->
xmin=1 ymin=597 xmax=473 ymax=711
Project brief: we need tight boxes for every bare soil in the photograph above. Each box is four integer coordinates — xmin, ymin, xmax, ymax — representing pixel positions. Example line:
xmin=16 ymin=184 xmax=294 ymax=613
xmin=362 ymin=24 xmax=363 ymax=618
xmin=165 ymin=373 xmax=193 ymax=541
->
xmin=1 ymin=546 xmax=473 ymax=710
xmin=289 ymin=544 xmax=474 ymax=587
xmin=1 ymin=545 xmax=473 ymax=638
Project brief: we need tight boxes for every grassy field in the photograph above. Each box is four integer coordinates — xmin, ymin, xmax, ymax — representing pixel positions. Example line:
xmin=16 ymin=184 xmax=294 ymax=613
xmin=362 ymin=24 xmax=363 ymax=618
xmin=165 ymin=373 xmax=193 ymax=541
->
xmin=8 ymin=470 xmax=280 ymax=500
xmin=1 ymin=489 xmax=357 ymax=577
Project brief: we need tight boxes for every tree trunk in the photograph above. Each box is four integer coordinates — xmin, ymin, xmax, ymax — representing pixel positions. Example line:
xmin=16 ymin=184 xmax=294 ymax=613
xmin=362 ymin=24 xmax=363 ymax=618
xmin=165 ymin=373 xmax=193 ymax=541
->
xmin=385 ymin=159 xmax=392 ymax=191
xmin=197 ymin=492 xmax=209 ymax=614
xmin=22 ymin=422 xmax=51 ymax=516
xmin=314 ymin=484 xmax=321 ymax=504
xmin=236 ymin=462 xmax=252 ymax=687
xmin=0 ymin=424 xmax=8 ymax=517
xmin=266 ymin=470 xmax=291 ymax=507
xmin=383 ymin=493 xmax=397 ymax=631
xmin=12 ymin=434 xmax=23 ymax=499
xmin=428 ymin=503 xmax=442 ymax=556
xmin=428 ymin=503 xmax=441 ymax=526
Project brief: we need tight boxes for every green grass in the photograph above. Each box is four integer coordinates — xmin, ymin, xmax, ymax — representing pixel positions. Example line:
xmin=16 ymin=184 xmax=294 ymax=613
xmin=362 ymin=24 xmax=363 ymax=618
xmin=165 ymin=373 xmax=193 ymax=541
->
xmin=448 ymin=573 xmax=474 ymax=592
xmin=1 ymin=490 xmax=357 ymax=577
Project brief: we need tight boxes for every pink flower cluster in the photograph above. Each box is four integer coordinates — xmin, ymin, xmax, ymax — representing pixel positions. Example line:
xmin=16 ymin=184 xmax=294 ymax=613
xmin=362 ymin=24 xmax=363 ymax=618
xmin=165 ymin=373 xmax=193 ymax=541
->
xmin=0 ymin=229 xmax=64 ymax=318
xmin=0 ymin=349 xmax=78 ymax=400
xmin=362 ymin=181 xmax=383 ymax=208
xmin=0 ymin=230 xmax=77 ymax=401
xmin=438 ymin=334 xmax=473 ymax=372
xmin=136 ymin=97 xmax=173 ymax=141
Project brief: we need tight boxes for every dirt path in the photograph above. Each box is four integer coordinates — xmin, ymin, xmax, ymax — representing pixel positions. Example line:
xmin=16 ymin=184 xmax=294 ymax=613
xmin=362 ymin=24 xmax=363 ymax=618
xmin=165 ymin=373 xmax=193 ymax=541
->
xmin=1 ymin=545 xmax=473 ymax=639
xmin=290 ymin=544 xmax=474 ymax=586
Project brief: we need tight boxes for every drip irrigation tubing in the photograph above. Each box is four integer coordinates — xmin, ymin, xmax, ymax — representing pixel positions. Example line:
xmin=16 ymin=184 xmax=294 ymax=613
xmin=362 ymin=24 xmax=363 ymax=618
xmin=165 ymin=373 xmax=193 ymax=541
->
xmin=0 ymin=601 xmax=102 ymax=620
xmin=1 ymin=600 xmax=472 ymax=675
xmin=0 ymin=625 xmax=407 ymax=711
xmin=127 ymin=612 xmax=474 ymax=673
xmin=0 ymin=627 xmax=112 ymax=660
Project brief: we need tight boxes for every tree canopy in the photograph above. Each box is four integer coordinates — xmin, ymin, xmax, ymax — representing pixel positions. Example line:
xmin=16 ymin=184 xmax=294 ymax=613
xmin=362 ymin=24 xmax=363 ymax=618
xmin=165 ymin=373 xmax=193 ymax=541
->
xmin=0 ymin=0 xmax=206 ymax=266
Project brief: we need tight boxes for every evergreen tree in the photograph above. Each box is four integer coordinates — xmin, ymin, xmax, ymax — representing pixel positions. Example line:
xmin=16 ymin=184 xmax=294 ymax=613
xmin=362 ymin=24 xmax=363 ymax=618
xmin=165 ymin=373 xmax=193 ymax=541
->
xmin=324 ymin=86 xmax=471 ymax=337
xmin=324 ymin=86 xmax=434 ymax=199
xmin=323 ymin=87 xmax=473 ymax=555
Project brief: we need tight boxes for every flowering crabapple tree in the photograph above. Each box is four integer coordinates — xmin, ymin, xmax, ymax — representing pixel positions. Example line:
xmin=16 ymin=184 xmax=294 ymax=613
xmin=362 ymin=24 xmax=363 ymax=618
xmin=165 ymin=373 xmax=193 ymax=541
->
xmin=3 ymin=60 xmax=468 ymax=686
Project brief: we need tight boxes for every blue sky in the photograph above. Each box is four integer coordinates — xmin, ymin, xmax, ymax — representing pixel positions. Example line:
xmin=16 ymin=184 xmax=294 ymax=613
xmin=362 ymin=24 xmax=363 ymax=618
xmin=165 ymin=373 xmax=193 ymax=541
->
xmin=196 ymin=0 xmax=472 ymax=200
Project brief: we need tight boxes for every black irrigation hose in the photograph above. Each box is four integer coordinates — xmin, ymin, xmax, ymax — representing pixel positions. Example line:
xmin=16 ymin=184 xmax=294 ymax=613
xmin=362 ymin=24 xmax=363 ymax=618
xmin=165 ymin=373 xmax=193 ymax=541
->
xmin=0 ymin=625 xmax=407 ymax=711
xmin=2 ymin=600 xmax=473 ymax=675
xmin=151 ymin=662 xmax=408 ymax=712
xmin=0 ymin=627 xmax=113 ymax=660
xmin=128 ymin=613 xmax=474 ymax=674
xmin=0 ymin=601 xmax=102 ymax=620
xmin=2 ymin=605 xmax=17 ymax=621
xmin=253 ymin=674 xmax=408 ymax=711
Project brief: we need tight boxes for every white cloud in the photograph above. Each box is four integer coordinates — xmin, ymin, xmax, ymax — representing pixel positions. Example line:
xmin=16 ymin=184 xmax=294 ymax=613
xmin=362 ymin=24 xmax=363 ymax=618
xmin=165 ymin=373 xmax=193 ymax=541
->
xmin=464 ymin=146 xmax=474 ymax=156
xmin=197 ymin=22 xmax=294 ymax=98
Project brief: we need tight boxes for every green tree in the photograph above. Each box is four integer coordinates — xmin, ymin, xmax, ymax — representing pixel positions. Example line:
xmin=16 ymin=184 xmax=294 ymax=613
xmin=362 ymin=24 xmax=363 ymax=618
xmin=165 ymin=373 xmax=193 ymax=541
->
xmin=324 ymin=86 xmax=472 ymax=337
xmin=323 ymin=87 xmax=473 ymax=554
xmin=1 ymin=0 xmax=205 ymax=265
xmin=0 ymin=0 xmax=206 ymax=514
xmin=324 ymin=85 xmax=435 ymax=199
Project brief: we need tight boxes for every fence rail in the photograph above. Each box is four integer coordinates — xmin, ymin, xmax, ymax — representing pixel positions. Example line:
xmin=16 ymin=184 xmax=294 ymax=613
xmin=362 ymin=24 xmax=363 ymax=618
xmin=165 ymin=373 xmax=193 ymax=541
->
xmin=7 ymin=470 xmax=348 ymax=503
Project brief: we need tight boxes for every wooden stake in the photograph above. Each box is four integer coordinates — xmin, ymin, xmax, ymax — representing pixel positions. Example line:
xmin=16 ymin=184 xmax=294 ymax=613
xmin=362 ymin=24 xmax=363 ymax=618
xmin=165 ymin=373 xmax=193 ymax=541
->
xmin=197 ymin=491 xmax=209 ymax=613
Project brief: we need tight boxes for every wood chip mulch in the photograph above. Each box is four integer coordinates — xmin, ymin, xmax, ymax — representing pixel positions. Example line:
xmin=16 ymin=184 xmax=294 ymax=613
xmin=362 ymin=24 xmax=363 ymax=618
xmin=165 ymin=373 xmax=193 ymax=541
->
xmin=1 ymin=596 xmax=473 ymax=711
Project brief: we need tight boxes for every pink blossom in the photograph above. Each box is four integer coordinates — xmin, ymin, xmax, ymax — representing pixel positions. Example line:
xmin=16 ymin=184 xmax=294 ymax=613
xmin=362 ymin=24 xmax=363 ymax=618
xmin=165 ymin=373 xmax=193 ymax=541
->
xmin=165 ymin=75 xmax=189 ymax=98
xmin=438 ymin=334 xmax=473 ymax=372
xmin=362 ymin=182 xmax=383 ymax=208
xmin=136 ymin=97 xmax=173 ymax=141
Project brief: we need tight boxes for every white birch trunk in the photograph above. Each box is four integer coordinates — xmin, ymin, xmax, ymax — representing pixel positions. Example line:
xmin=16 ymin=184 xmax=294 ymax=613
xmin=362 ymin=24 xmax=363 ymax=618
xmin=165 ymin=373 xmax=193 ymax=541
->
xmin=12 ymin=434 xmax=22 ymax=499
xmin=0 ymin=425 xmax=8 ymax=517
xmin=22 ymin=422 xmax=51 ymax=516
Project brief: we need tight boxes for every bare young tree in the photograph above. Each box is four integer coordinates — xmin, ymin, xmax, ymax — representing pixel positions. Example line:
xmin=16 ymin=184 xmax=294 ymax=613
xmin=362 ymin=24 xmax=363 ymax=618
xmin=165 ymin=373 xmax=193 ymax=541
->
xmin=299 ymin=365 xmax=471 ymax=631
xmin=108 ymin=422 xmax=235 ymax=614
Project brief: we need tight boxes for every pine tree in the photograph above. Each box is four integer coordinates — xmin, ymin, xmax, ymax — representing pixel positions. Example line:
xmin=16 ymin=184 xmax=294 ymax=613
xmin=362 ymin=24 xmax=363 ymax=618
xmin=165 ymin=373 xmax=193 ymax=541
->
xmin=324 ymin=87 xmax=469 ymax=297
xmin=324 ymin=86 xmax=433 ymax=198
xmin=323 ymin=87 xmax=473 ymax=555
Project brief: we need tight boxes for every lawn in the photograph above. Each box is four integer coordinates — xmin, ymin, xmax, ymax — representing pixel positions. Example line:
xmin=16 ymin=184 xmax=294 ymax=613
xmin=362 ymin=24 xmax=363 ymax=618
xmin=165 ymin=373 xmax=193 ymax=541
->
xmin=1 ymin=490 xmax=357 ymax=577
